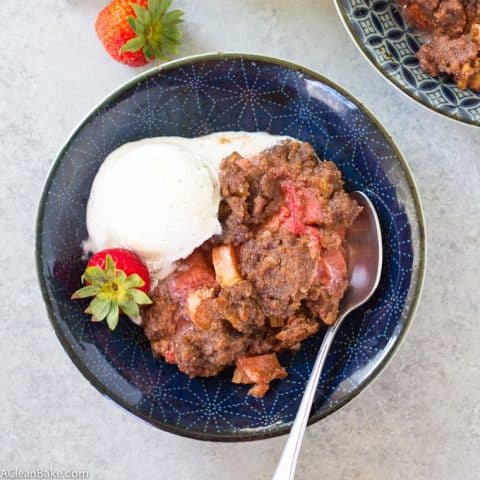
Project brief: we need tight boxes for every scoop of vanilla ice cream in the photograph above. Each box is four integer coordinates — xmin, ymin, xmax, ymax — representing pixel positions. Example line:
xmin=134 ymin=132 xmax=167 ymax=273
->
xmin=86 ymin=132 xmax=288 ymax=286
xmin=86 ymin=140 xmax=221 ymax=281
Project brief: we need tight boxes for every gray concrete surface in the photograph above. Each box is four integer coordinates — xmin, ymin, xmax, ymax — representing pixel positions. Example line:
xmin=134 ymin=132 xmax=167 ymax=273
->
xmin=1 ymin=0 xmax=479 ymax=479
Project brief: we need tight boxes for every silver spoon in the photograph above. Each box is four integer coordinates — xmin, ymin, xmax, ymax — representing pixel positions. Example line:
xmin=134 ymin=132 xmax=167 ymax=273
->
xmin=273 ymin=191 xmax=383 ymax=480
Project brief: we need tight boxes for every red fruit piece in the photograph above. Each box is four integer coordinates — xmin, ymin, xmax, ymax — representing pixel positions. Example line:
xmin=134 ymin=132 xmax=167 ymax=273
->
xmin=232 ymin=354 xmax=287 ymax=397
xmin=280 ymin=180 xmax=306 ymax=235
xmin=88 ymin=248 xmax=151 ymax=293
xmin=302 ymin=187 xmax=325 ymax=225
xmin=95 ymin=0 xmax=184 ymax=67
xmin=317 ymin=248 xmax=348 ymax=290
xmin=168 ymin=249 xmax=217 ymax=302
xmin=399 ymin=2 xmax=435 ymax=33
xmin=267 ymin=180 xmax=325 ymax=236
xmin=163 ymin=343 xmax=176 ymax=364
xmin=72 ymin=248 xmax=153 ymax=330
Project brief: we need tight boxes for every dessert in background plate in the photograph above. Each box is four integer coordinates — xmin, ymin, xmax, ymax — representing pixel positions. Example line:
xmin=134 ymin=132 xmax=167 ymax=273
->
xmin=398 ymin=0 xmax=480 ymax=90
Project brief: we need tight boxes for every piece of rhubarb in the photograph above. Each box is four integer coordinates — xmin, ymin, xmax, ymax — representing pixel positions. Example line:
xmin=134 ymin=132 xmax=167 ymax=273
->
xmin=212 ymin=245 xmax=242 ymax=287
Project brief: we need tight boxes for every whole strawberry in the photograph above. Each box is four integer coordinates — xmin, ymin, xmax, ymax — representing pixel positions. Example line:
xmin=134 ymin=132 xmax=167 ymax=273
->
xmin=95 ymin=0 xmax=184 ymax=67
xmin=72 ymin=248 xmax=153 ymax=330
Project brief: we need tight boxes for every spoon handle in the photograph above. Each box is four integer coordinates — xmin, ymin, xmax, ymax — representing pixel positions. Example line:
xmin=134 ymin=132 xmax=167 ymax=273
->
xmin=272 ymin=323 xmax=339 ymax=480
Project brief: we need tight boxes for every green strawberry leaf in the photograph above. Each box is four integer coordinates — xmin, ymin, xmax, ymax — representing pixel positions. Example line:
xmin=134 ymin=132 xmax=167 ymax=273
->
xmin=81 ymin=266 xmax=106 ymax=285
xmin=148 ymin=0 xmax=163 ymax=20
xmin=117 ymin=270 xmax=127 ymax=282
xmin=106 ymin=303 xmax=120 ymax=330
xmin=121 ymin=36 xmax=145 ymax=53
xmin=120 ymin=299 xmax=140 ymax=319
xmin=162 ymin=10 xmax=184 ymax=24
xmin=104 ymin=255 xmax=116 ymax=279
xmin=128 ymin=17 xmax=146 ymax=35
xmin=143 ymin=44 xmax=155 ymax=61
xmin=161 ymin=38 xmax=179 ymax=55
xmin=164 ymin=28 xmax=182 ymax=42
xmin=157 ymin=0 xmax=173 ymax=17
xmin=89 ymin=296 xmax=112 ymax=321
xmin=153 ymin=46 xmax=167 ymax=60
xmin=128 ymin=288 xmax=153 ymax=305
xmin=71 ymin=285 xmax=100 ymax=300
xmin=124 ymin=273 xmax=145 ymax=289
xmin=132 ymin=4 xmax=151 ymax=24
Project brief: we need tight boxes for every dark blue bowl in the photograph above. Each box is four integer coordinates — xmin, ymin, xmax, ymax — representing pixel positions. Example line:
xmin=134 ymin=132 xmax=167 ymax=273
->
xmin=36 ymin=53 xmax=426 ymax=441
xmin=335 ymin=0 xmax=480 ymax=126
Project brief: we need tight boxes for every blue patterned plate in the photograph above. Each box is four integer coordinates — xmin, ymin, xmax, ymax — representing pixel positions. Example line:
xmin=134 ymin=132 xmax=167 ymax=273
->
xmin=36 ymin=53 xmax=426 ymax=441
xmin=335 ymin=0 xmax=480 ymax=126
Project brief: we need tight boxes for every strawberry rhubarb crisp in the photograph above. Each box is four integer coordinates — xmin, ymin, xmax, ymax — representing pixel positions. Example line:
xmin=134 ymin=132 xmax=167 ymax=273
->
xmin=398 ymin=0 xmax=480 ymax=90
xmin=142 ymin=140 xmax=361 ymax=396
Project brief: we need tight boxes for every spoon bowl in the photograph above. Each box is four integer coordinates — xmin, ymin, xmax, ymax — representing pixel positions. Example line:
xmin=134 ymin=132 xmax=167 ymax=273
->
xmin=273 ymin=190 xmax=383 ymax=480
xmin=341 ymin=191 xmax=383 ymax=316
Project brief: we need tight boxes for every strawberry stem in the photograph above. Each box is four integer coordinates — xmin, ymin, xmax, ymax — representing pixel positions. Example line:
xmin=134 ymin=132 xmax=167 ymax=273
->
xmin=72 ymin=255 xmax=153 ymax=330
xmin=121 ymin=0 xmax=184 ymax=62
